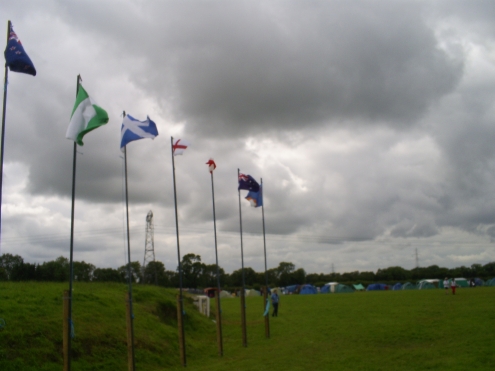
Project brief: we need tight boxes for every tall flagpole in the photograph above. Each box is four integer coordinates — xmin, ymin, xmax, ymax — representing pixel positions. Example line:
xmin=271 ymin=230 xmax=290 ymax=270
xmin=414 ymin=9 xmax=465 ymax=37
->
xmin=0 ymin=21 xmax=12 ymax=252
xmin=210 ymin=164 xmax=223 ymax=356
xmin=123 ymin=111 xmax=136 ymax=371
xmin=66 ymin=74 xmax=81 ymax=371
xmin=261 ymin=178 xmax=270 ymax=338
xmin=237 ymin=168 xmax=247 ymax=347
xmin=171 ymin=136 xmax=186 ymax=366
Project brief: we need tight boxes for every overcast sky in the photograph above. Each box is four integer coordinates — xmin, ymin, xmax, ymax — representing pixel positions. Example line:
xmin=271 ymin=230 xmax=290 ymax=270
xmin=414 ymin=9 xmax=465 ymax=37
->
xmin=1 ymin=0 xmax=494 ymax=276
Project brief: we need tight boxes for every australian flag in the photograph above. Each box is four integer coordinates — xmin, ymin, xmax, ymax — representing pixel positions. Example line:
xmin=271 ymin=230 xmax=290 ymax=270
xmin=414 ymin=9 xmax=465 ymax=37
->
xmin=4 ymin=24 xmax=36 ymax=76
xmin=246 ymin=185 xmax=263 ymax=207
xmin=238 ymin=173 xmax=260 ymax=192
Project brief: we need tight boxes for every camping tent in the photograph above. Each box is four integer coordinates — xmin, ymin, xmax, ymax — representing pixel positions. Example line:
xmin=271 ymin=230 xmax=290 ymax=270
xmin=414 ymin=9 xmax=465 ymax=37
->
xmin=333 ymin=284 xmax=353 ymax=293
xmin=473 ymin=278 xmax=484 ymax=286
xmin=321 ymin=283 xmax=353 ymax=294
xmin=353 ymin=283 xmax=365 ymax=291
xmin=454 ymin=278 xmax=469 ymax=287
xmin=219 ymin=290 xmax=232 ymax=298
xmin=420 ymin=279 xmax=439 ymax=288
xmin=299 ymin=284 xmax=318 ymax=295
xmin=366 ymin=283 xmax=388 ymax=291
xmin=321 ymin=282 xmax=338 ymax=293
xmin=392 ymin=283 xmax=402 ymax=290
xmin=417 ymin=280 xmax=436 ymax=289
xmin=246 ymin=289 xmax=261 ymax=297
xmin=285 ymin=285 xmax=299 ymax=294
xmin=485 ymin=278 xmax=495 ymax=286
xmin=401 ymin=282 xmax=415 ymax=290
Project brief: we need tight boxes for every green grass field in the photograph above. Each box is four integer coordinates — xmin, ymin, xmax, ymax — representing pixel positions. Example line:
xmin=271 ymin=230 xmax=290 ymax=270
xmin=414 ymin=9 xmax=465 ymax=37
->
xmin=0 ymin=282 xmax=494 ymax=370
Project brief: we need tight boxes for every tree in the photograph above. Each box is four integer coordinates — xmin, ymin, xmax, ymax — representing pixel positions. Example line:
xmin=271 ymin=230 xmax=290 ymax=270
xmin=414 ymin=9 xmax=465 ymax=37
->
xmin=93 ymin=268 xmax=121 ymax=282
xmin=180 ymin=254 xmax=204 ymax=288
xmin=73 ymin=261 xmax=95 ymax=282
xmin=198 ymin=264 xmax=225 ymax=288
xmin=142 ymin=261 xmax=169 ymax=286
xmin=118 ymin=261 xmax=142 ymax=283
xmin=11 ymin=262 xmax=37 ymax=281
xmin=37 ymin=256 xmax=69 ymax=281
xmin=276 ymin=262 xmax=296 ymax=287
xmin=0 ymin=253 xmax=23 ymax=280
xmin=228 ymin=267 xmax=258 ymax=287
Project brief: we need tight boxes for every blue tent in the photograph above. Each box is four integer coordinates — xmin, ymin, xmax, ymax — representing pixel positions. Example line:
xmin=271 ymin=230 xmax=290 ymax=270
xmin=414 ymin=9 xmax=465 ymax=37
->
xmin=474 ymin=278 xmax=484 ymax=286
xmin=285 ymin=285 xmax=299 ymax=294
xmin=366 ymin=283 xmax=388 ymax=291
xmin=299 ymin=284 xmax=317 ymax=295
xmin=392 ymin=283 xmax=402 ymax=290
xmin=320 ymin=284 xmax=332 ymax=294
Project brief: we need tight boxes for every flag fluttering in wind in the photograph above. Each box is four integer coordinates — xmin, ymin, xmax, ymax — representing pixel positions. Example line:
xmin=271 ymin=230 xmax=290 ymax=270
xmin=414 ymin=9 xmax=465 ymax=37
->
xmin=246 ymin=185 xmax=263 ymax=207
xmin=120 ymin=114 xmax=158 ymax=150
xmin=173 ymin=139 xmax=190 ymax=155
xmin=206 ymin=159 xmax=216 ymax=173
xmin=238 ymin=173 xmax=260 ymax=192
xmin=4 ymin=24 xmax=36 ymax=76
xmin=66 ymin=85 xmax=109 ymax=146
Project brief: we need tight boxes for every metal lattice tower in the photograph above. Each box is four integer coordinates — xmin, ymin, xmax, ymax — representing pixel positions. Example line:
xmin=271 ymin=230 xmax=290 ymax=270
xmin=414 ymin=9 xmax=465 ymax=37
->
xmin=142 ymin=211 xmax=156 ymax=283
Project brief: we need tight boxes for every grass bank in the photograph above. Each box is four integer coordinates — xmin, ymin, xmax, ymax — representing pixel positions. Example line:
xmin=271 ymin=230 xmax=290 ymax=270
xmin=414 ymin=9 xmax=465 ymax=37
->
xmin=0 ymin=283 xmax=494 ymax=370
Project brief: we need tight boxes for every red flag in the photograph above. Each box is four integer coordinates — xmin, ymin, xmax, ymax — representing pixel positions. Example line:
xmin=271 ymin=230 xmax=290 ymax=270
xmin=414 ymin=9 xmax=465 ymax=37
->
xmin=206 ymin=159 xmax=216 ymax=173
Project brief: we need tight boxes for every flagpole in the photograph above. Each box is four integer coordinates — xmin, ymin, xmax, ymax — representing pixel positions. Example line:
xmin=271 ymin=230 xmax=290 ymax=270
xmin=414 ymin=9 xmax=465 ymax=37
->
xmin=237 ymin=168 xmax=247 ymax=347
xmin=66 ymin=74 xmax=81 ymax=371
xmin=171 ymin=136 xmax=186 ymax=366
xmin=0 ymin=20 xmax=12 ymax=252
xmin=210 ymin=165 xmax=223 ymax=356
xmin=123 ymin=111 xmax=136 ymax=371
xmin=261 ymin=178 xmax=270 ymax=338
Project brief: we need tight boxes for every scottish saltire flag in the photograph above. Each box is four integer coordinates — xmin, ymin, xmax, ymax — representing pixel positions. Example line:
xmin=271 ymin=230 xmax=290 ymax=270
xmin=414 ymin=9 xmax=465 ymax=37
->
xmin=206 ymin=159 xmax=216 ymax=173
xmin=4 ymin=23 xmax=36 ymax=76
xmin=66 ymin=85 xmax=109 ymax=146
xmin=173 ymin=139 xmax=190 ymax=155
xmin=246 ymin=185 xmax=262 ymax=207
xmin=238 ymin=173 xmax=260 ymax=192
xmin=120 ymin=114 xmax=158 ymax=151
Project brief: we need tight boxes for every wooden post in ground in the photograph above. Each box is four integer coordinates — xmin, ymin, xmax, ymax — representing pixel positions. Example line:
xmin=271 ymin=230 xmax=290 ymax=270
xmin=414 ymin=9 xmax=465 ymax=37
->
xmin=125 ymin=292 xmax=134 ymax=371
xmin=177 ymin=295 xmax=186 ymax=366
xmin=263 ymin=287 xmax=270 ymax=338
xmin=240 ymin=289 xmax=247 ymax=347
xmin=215 ymin=290 xmax=223 ymax=356
xmin=63 ymin=290 xmax=69 ymax=371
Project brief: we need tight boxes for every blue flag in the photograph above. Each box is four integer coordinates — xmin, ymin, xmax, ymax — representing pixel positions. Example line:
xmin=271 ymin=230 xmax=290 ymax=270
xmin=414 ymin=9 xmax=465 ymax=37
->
xmin=238 ymin=173 xmax=260 ymax=192
xmin=4 ymin=24 xmax=36 ymax=76
xmin=263 ymin=297 xmax=270 ymax=317
xmin=246 ymin=185 xmax=263 ymax=207
xmin=120 ymin=114 xmax=158 ymax=151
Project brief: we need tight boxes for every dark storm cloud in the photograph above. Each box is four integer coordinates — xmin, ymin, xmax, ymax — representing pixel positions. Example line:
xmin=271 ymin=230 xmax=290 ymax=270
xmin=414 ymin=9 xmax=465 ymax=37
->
xmin=51 ymin=1 xmax=463 ymax=137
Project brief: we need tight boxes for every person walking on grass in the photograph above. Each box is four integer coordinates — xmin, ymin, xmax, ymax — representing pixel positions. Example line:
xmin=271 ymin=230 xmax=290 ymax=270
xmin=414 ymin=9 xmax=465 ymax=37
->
xmin=450 ymin=278 xmax=457 ymax=295
xmin=271 ymin=289 xmax=279 ymax=317
xmin=444 ymin=277 xmax=449 ymax=295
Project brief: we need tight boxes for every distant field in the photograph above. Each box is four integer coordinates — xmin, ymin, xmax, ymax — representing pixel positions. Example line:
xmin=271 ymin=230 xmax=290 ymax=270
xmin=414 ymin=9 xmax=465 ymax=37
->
xmin=0 ymin=283 xmax=494 ymax=371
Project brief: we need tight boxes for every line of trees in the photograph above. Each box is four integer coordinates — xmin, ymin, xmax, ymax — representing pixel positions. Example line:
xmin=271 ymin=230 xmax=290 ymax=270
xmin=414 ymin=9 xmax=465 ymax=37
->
xmin=1 ymin=253 xmax=494 ymax=290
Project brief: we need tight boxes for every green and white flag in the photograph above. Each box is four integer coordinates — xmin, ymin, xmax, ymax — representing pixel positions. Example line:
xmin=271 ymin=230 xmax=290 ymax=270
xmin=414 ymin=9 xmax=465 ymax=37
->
xmin=66 ymin=85 xmax=109 ymax=146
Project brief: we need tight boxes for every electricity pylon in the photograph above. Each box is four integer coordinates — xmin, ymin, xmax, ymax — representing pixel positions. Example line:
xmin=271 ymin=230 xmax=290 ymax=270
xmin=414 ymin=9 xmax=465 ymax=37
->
xmin=142 ymin=210 xmax=156 ymax=284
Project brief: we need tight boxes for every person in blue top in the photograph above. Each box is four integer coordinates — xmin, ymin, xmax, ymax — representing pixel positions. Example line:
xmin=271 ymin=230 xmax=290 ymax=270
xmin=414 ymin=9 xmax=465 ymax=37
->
xmin=271 ymin=289 xmax=279 ymax=317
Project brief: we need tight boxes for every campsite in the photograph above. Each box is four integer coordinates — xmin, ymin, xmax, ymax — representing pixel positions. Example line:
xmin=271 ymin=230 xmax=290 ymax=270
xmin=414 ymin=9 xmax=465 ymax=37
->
xmin=0 ymin=281 xmax=494 ymax=371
